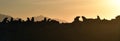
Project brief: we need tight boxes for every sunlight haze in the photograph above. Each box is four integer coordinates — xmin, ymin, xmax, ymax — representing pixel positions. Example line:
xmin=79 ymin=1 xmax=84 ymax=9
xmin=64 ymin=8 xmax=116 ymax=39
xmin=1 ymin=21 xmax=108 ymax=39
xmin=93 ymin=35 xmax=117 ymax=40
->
xmin=0 ymin=0 xmax=120 ymax=22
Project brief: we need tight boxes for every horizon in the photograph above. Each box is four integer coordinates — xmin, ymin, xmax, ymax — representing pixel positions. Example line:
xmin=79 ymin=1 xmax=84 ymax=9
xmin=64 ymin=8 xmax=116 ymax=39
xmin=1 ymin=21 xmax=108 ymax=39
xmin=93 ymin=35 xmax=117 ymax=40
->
xmin=1 ymin=13 xmax=120 ymax=22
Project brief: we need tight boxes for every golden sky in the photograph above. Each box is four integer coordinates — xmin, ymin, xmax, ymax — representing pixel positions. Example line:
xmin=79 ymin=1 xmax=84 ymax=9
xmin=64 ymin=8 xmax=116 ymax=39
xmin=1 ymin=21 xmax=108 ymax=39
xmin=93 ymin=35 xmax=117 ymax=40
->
xmin=0 ymin=0 xmax=120 ymax=22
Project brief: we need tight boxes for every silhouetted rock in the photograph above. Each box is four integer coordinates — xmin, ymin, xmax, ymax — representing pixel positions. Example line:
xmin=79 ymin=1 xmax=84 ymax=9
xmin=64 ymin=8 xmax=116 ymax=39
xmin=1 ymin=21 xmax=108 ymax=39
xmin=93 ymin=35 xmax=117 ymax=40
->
xmin=0 ymin=14 xmax=12 ymax=22
xmin=2 ymin=17 xmax=8 ymax=23
xmin=116 ymin=15 xmax=120 ymax=19
xmin=97 ymin=16 xmax=101 ymax=20
xmin=82 ymin=16 xmax=87 ymax=21
xmin=33 ymin=15 xmax=67 ymax=23
xmin=26 ymin=17 xmax=31 ymax=22
xmin=10 ymin=17 xmax=14 ymax=22
xmin=72 ymin=16 xmax=81 ymax=23
xmin=31 ymin=17 xmax=34 ymax=22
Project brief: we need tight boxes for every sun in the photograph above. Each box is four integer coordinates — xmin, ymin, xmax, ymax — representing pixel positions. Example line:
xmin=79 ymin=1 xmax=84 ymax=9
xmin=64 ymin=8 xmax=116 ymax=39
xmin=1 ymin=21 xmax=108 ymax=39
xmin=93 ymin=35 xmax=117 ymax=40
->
xmin=108 ymin=0 xmax=120 ymax=6
xmin=104 ymin=0 xmax=120 ymax=16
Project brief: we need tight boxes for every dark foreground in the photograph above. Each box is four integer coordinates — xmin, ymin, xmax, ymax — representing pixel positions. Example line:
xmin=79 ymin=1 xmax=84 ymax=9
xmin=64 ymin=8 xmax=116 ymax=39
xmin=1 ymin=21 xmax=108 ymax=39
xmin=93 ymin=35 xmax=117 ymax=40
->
xmin=0 ymin=16 xmax=120 ymax=41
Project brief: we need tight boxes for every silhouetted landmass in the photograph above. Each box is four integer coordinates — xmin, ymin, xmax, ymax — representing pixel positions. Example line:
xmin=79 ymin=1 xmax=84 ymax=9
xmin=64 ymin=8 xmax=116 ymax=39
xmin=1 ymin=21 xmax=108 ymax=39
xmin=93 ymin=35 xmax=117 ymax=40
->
xmin=0 ymin=14 xmax=67 ymax=23
xmin=33 ymin=15 xmax=67 ymax=23
xmin=0 ymin=15 xmax=120 ymax=41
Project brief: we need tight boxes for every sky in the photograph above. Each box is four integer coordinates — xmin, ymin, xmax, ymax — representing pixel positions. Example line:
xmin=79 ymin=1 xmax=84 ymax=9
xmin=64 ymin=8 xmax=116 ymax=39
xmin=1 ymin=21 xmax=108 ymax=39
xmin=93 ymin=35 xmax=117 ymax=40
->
xmin=0 ymin=0 xmax=120 ymax=22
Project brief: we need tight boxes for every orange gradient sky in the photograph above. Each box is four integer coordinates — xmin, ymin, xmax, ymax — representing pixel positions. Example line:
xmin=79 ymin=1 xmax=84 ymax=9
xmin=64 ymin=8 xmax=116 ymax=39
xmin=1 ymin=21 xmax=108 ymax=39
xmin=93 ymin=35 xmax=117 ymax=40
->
xmin=0 ymin=0 xmax=120 ymax=22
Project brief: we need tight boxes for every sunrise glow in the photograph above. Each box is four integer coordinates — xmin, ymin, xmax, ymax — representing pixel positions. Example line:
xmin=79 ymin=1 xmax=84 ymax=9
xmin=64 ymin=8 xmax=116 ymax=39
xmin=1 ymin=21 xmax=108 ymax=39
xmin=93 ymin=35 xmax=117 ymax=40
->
xmin=108 ymin=0 xmax=120 ymax=6
xmin=0 ymin=0 xmax=120 ymax=22
xmin=107 ymin=0 xmax=120 ymax=15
